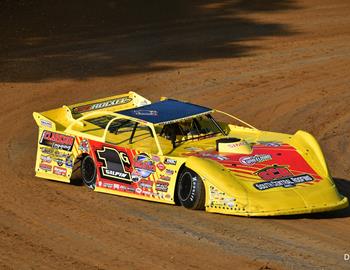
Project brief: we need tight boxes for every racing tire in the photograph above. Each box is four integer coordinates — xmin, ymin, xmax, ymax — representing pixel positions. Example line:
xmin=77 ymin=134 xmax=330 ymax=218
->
xmin=177 ymin=168 xmax=205 ymax=210
xmin=81 ymin=155 xmax=97 ymax=190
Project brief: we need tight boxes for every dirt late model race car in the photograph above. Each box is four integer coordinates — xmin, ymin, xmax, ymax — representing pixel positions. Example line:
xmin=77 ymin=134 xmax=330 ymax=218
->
xmin=33 ymin=91 xmax=348 ymax=216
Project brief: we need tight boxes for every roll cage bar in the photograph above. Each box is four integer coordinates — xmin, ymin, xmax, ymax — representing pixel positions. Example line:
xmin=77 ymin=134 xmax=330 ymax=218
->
xmin=64 ymin=109 xmax=257 ymax=156
xmin=65 ymin=110 xmax=164 ymax=155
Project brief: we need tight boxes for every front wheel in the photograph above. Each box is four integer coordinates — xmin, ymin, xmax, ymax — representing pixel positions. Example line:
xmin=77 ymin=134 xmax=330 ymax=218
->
xmin=81 ymin=155 xmax=96 ymax=189
xmin=177 ymin=168 xmax=205 ymax=210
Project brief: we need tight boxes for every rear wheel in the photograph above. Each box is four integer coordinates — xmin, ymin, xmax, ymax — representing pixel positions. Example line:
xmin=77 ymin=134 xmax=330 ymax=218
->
xmin=177 ymin=168 xmax=205 ymax=210
xmin=81 ymin=155 xmax=96 ymax=189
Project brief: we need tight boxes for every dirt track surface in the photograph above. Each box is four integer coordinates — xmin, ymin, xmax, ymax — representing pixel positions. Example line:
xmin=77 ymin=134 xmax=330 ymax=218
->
xmin=1 ymin=0 xmax=350 ymax=269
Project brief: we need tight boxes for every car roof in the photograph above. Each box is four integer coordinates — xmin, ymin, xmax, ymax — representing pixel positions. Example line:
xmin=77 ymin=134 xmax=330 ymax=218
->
xmin=117 ymin=99 xmax=213 ymax=125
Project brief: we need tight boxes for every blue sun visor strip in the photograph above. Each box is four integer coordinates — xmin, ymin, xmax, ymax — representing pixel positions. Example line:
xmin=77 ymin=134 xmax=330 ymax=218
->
xmin=117 ymin=99 xmax=213 ymax=125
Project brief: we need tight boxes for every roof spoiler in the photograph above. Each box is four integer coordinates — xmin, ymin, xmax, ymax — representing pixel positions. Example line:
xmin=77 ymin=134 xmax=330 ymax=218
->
xmin=33 ymin=91 xmax=151 ymax=130
xmin=66 ymin=91 xmax=151 ymax=118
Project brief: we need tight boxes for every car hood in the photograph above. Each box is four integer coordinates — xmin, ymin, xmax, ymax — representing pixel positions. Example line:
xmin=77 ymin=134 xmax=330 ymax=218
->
xmin=183 ymin=142 xmax=321 ymax=184
xmin=182 ymin=141 xmax=348 ymax=216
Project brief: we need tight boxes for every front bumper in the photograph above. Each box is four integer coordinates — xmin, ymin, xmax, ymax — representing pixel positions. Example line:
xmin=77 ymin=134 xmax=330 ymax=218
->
xmin=205 ymin=183 xmax=349 ymax=217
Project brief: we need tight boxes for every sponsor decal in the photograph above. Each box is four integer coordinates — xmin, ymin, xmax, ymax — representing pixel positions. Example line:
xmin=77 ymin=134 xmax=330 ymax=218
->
xmin=134 ymin=154 xmax=156 ymax=178
xmin=142 ymin=190 xmax=152 ymax=196
xmin=65 ymin=156 xmax=73 ymax=168
xmin=126 ymin=187 xmax=135 ymax=192
xmin=79 ymin=139 xmax=90 ymax=153
xmin=53 ymin=150 xmax=70 ymax=158
xmin=119 ymin=185 xmax=127 ymax=191
xmin=53 ymin=166 xmax=67 ymax=176
xmin=253 ymin=165 xmax=315 ymax=191
xmin=164 ymin=158 xmax=177 ymax=165
xmin=185 ymin=147 xmax=203 ymax=152
xmin=96 ymin=147 xmax=132 ymax=182
xmin=40 ymin=155 xmax=52 ymax=163
xmin=216 ymin=155 xmax=228 ymax=161
xmin=104 ymin=168 xmax=128 ymax=178
xmin=103 ymin=182 xmax=114 ymax=189
xmin=98 ymin=181 xmax=103 ymax=187
xmin=131 ymin=172 xmax=142 ymax=183
xmin=210 ymin=199 xmax=235 ymax=208
xmin=165 ymin=169 xmax=174 ymax=175
xmin=226 ymin=201 xmax=235 ymax=208
xmin=209 ymin=186 xmax=235 ymax=208
xmin=40 ymin=119 xmax=52 ymax=128
xmin=40 ymin=147 xmax=54 ymax=154
xmin=165 ymin=194 xmax=171 ymax=199
xmin=72 ymin=97 xmax=132 ymax=114
xmin=39 ymin=163 xmax=52 ymax=172
xmin=152 ymin=155 xmax=160 ymax=162
xmin=258 ymin=141 xmax=282 ymax=147
xmin=156 ymin=163 xmax=165 ymax=171
xmin=138 ymin=180 xmax=153 ymax=189
xmin=134 ymin=110 xmax=158 ymax=116
xmin=226 ymin=141 xmax=248 ymax=148
xmin=157 ymin=193 xmax=165 ymax=199
xmin=198 ymin=152 xmax=228 ymax=161
xmin=142 ymin=190 xmax=158 ymax=196
xmin=40 ymin=131 xmax=75 ymax=151
xmin=135 ymin=188 xmax=142 ymax=194
xmin=254 ymin=174 xmax=314 ymax=190
xmin=255 ymin=165 xmax=292 ymax=181
xmin=160 ymin=175 xmax=171 ymax=181
xmin=239 ymin=154 xmax=272 ymax=165
xmin=155 ymin=181 xmax=169 ymax=192
xmin=209 ymin=186 xmax=226 ymax=198
xmin=55 ymin=158 xmax=64 ymax=166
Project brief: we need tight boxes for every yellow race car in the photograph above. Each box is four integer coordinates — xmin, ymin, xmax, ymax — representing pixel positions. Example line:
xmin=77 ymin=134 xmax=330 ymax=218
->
xmin=33 ymin=92 xmax=348 ymax=216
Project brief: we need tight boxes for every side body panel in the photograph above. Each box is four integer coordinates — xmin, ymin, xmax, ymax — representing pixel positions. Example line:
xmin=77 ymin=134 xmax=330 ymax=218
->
xmin=86 ymin=140 xmax=185 ymax=204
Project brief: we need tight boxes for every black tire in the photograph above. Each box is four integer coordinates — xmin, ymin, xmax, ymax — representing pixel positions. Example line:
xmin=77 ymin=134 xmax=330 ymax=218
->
xmin=81 ymin=155 xmax=96 ymax=189
xmin=177 ymin=168 xmax=205 ymax=210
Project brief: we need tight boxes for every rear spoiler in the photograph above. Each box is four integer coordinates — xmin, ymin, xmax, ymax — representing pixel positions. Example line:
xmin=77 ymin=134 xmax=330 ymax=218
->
xmin=33 ymin=91 xmax=151 ymax=130
xmin=67 ymin=91 xmax=151 ymax=118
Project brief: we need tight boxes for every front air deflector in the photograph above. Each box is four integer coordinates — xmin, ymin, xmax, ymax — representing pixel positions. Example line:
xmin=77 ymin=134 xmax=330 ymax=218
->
xmin=216 ymin=137 xmax=252 ymax=154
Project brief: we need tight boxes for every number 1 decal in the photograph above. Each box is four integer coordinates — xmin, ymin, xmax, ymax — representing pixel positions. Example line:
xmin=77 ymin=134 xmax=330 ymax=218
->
xmin=96 ymin=147 xmax=132 ymax=183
